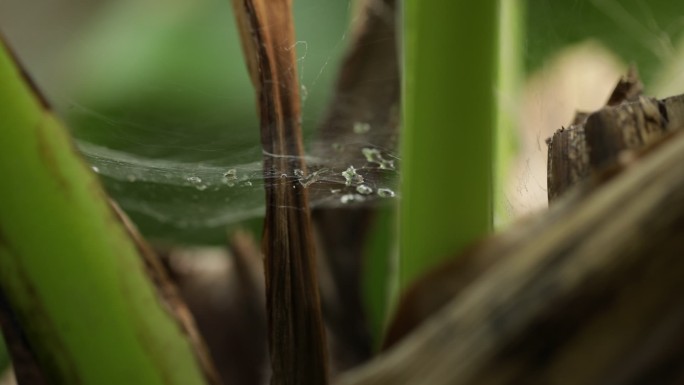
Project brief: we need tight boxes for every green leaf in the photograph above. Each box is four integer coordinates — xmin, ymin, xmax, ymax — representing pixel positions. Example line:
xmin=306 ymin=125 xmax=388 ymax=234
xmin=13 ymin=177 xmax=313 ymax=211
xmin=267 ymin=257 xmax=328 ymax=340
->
xmin=0 ymin=40 xmax=212 ymax=385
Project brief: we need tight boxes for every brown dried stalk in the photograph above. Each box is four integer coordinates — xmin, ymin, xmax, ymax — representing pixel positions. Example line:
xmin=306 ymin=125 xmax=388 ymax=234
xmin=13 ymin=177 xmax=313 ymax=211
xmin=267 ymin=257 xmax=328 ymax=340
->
xmin=230 ymin=1 xmax=329 ymax=384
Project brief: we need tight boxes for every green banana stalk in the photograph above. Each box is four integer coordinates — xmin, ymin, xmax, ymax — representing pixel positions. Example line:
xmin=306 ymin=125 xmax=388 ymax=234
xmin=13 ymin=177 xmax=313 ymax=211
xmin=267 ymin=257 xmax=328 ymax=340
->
xmin=399 ymin=1 xmax=498 ymax=288
xmin=0 ymin=39 xmax=217 ymax=385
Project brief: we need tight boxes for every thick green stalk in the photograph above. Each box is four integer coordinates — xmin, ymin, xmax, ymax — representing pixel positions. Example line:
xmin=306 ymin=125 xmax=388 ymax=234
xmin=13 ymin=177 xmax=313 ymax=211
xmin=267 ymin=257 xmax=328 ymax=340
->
xmin=495 ymin=0 xmax=525 ymax=226
xmin=400 ymin=1 xmax=498 ymax=288
xmin=0 ymin=41 xmax=213 ymax=385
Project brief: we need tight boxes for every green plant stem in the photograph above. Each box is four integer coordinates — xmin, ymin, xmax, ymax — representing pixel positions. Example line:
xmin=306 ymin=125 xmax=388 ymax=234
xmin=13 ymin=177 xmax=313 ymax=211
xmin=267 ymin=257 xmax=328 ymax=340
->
xmin=495 ymin=0 xmax=525 ymax=226
xmin=362 ymin=205 xmax=398 ymax=348
xmin=400 ymin=1 xmax=498 ymax=288
xmin=0 ymin=40 xmax=212 ymax=385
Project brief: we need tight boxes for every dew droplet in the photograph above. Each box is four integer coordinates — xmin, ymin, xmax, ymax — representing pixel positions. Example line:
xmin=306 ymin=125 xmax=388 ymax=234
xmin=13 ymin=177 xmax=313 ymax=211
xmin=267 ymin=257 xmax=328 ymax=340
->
xmin=222 ymin=169 xmax=238 ymax=187
xmin=187 ymin=176 xmax=207 ymax=191
xmin=361 ymin=148 xmax=378 ymax=162
xmin=281 ymin=173 xmax=288 ymax=179
xmin=91 ymin=166 xmax=100 ymax=173
xmin=362 ymin=147 xmax=395 ymax=170
xmin=340 ymin=194 xmax=366 ymax=204
xmin=353 ymin=122 xmax=371 ymax=134
xmin=294 ymin=168 xmax=324 ymax=188
xmin=356 ymin=184 xmax=373 ymax=195
xmin=243 ymin=181 xmax=253 ymax=187
xmin=342 ymin=166 xmax=364 ymax=186
xmin=377 ymin=188 xmax=395 ymax=198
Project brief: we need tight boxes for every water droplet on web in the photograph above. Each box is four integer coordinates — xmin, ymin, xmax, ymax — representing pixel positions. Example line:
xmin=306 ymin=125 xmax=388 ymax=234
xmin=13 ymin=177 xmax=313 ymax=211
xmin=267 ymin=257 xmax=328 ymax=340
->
xmin=356 ymin=184 xmax=373 ymax=195
xmin=340 ymin=194 xmax=365 ymax=204
xmin=222 ymin=169 xmax=238 ymax=187
xmin=91 ymin=166 xmax=100 ymax=173
xmin=331 ymin=188 xmax=341 ymax=194
xmin=342 ymin=166 xmax=364 ymax=186
xmin=294 ymin=168 xmax=324 ymax=188
xmin=223 ymin=169 xmax=237 ymax=178
xmin=362 ymin=147 xmax=395 ymax=170
xmin=361 ymin=148 xmax=378 ymax=162
xmin=243 ymin=181 xmax=253 ymax=187
xmin=353 ymin=122 xmax=371 ymax=134
xmin=377 ymin=188 xmax=395 ymax=198
xmin=281 ymin=173 xmax=288 ymax=179
xmin=187 ymin=176 xmax=207 ymax=191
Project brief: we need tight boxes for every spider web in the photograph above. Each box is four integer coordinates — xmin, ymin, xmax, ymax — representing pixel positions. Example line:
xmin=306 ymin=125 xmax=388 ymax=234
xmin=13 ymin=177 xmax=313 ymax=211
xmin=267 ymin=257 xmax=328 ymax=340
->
xmin=2 ymin=0 xmax=399 ymax=242
xmin=2 ymin=0 xmax=684 ymax=243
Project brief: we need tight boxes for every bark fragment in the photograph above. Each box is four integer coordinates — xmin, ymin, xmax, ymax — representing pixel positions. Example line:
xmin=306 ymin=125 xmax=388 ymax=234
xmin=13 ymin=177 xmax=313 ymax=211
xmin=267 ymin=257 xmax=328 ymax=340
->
xmin=547 ymin=68 xmax=684 ymax=201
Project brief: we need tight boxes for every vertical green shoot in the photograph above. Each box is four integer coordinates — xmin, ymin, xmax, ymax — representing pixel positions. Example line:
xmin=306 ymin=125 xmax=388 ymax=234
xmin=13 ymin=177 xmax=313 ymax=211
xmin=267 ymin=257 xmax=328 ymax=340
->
xmin=400 ymin=1 xmax=498 ymax=288
xmin=495 ymin=0 xmax=525 ymax=226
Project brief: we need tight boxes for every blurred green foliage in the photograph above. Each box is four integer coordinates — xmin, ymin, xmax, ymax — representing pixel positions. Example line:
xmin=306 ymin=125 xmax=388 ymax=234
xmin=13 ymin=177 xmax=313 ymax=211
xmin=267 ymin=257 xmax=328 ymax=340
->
xmin=52 ymin=0 xmax=350 ymax=244
xmin=526 ymin=0 xmax=684 ymax=85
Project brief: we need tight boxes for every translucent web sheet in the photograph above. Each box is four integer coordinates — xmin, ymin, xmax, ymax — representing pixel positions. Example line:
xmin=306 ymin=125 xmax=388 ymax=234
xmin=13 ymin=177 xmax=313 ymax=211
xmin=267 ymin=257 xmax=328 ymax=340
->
xmin=77 ymin=131 xmax=399 ymax=230
xmin=19 ymin=0 xmax=402 ymax=242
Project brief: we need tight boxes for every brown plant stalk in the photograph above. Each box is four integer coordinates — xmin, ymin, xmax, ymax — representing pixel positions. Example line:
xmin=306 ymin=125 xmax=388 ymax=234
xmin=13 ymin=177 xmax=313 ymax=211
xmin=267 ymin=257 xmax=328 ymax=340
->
xmin=230 ymin=1 xmax=330 ymax=384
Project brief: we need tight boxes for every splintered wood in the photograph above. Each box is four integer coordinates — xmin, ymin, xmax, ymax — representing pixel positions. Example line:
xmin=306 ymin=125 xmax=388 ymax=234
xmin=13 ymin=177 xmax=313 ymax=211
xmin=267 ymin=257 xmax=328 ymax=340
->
xmin=547 ymin=68 xmax=684 ymax=201
xmin=230 ymin=1 xmax=329 ymax=384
